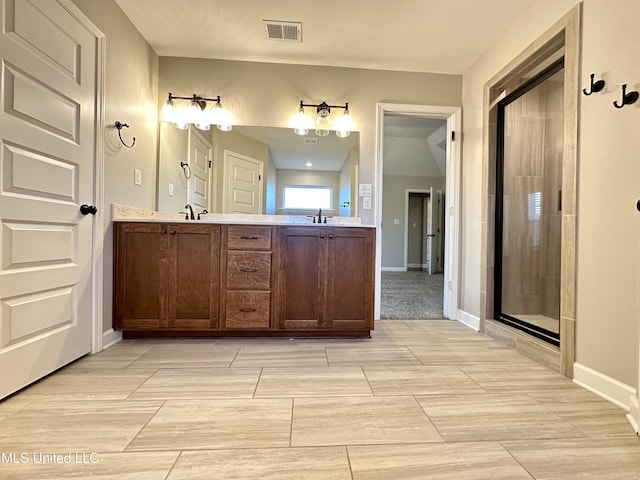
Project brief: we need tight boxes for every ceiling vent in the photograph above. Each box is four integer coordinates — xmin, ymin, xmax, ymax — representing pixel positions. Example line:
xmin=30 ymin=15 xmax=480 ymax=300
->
xmin=303 ymin=138 xmax=318 ymax=145
xmin=262 ymin=20 xmax=302 ymax=42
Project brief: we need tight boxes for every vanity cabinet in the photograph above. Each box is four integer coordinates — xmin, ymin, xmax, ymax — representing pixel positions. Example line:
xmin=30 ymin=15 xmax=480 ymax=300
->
xmin=114 ymin=222 xmax=220 ymax=330
xmin=221 ymin=225 xmax=274 ymax=329
xmin=276 ymin=226 xmax=374 ymax=332
xmin=114 ymin=221 xmax=374 ymax=337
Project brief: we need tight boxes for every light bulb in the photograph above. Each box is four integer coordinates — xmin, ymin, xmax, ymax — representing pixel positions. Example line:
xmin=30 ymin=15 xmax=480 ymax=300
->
xmin=335 ymin=108 xmax=353 ymax=138
xmin=293 ymin=106 xmax=311 ymax=135
xmin=315 ymin=105 xmax=331 ymax=137
xmin=161 ymin=96 xmax=175 ymax=122
xmin=215 ymin=103 xmax=233 ymax=131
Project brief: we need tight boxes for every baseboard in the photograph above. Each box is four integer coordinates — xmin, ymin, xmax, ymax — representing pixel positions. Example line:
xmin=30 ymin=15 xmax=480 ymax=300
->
xmin=407 ymin=263 xmax=427 ymax=269
xmin=573 ymin=362 xmax=635 ymax=412
xmin=102 ymin=328 xmax=123 ymax=350
xmin=457 ymin=310 xmax=480 ymax=331
xmin=381 ymin=267 xmax=406 ymax=272
xmin=627 ymin=395 xmax=640 ymax=434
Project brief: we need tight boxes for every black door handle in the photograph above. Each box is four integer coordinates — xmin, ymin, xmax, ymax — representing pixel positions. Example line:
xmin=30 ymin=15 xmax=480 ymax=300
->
xmin=80 ymin=204 xmax=97 ymax=215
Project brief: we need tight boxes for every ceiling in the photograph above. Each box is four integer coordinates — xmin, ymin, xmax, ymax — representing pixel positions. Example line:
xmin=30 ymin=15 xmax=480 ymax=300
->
xmin=115 ymin=0 xmax=535 ymax=74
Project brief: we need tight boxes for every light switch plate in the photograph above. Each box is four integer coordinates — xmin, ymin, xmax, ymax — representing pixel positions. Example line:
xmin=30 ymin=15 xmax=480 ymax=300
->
xmin=359 ymin=183 xmax=372 ymax=197
xmin=168 ymin=183 xmax=174 ymax=196
xmin=134 ymin=168 xmax=142 ymax=186
xmin=394 ymin=219 xmax=400 ymax=225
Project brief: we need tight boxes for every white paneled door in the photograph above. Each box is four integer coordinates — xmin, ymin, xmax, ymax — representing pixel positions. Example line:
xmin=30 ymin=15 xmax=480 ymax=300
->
xmin=223 ymin=150 xmax=263 ymax=214
xmin=0 ymin=0 xmax=98 ymax=398
xmin=188 ymin=127 xmax=212 ymax=212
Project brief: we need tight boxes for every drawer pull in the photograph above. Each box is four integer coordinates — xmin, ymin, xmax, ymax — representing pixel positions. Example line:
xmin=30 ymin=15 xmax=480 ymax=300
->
xmin=239 ymin=307 xmax=257 ymax=313
xmin=239 ymin=268 xmax=258 ymax=273
xmin=240 ymin=235 xmax=259 ymax=240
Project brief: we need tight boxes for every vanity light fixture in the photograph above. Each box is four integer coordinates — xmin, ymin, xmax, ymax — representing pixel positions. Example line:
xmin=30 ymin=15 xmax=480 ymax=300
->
xmin=162 ymin=93 xmax=232 ymax=132
xmin=293 ymin=101 xmax=353 ymax=138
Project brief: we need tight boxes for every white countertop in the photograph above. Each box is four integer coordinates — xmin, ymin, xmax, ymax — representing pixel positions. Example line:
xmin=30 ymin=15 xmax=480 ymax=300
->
xmin=111 ymin=204 xmax=373 ymax=227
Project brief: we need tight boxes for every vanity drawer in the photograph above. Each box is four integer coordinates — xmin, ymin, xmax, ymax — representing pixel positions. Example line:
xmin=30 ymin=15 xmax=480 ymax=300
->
xmin=226 ymin=226 xmax=272 ymax=250
xmin=226 ymin=251 xmax=271 ymax=290
xmin=225 ymin=291 xmax=271 ymax=328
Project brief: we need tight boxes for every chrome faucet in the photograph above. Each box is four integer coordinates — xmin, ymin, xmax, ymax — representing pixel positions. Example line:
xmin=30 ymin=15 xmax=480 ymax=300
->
xmin=184 ymin=204 xmax=195 ymax=220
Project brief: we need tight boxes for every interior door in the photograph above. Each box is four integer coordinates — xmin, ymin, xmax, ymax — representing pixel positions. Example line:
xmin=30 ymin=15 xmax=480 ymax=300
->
xmin=0 ymin=0 xmax=97 ymax=398
xmin=188 ymin=127 xmax=212 ymax=212
xmin=223 ymin=150 xmax=263 ymax=214
xmin=428 ymin=187 xmax=443 ymax=274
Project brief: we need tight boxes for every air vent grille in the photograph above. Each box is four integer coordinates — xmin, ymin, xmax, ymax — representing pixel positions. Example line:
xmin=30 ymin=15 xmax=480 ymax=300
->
xmin=263 ymin=20 xmax=302 ymax=42
xmin=303 ymin=138 xmax=318 ymax=145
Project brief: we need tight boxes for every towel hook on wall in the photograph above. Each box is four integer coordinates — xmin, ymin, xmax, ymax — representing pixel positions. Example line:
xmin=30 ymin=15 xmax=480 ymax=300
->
xmin=613 ymin=84 xmax=639 ymax=109
xmin=582 ymin=73 xmax=605 ymax=96
xmin=115 ymin=121 xmax=136 ymax=148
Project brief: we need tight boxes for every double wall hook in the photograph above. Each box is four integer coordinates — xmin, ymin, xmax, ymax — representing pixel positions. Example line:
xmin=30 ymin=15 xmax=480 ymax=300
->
xmin=613 ymin=84 xmax=639 ymax=109
xmin=582 ymin=73 xmax=605 ymax=96
xmin=115 ymin=121 xmax=136 ymax=148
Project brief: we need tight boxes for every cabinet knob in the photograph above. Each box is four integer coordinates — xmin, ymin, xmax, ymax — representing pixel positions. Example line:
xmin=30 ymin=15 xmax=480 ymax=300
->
xmin=320 ymin=234 xmax=325 ymax=239
xmin=170 ymin=230 xmax=176 ymax=235
xmin=329 ymin=234 xmax=334 ymax=239
xmin=162 ymin=230 xmax=167 ymax=234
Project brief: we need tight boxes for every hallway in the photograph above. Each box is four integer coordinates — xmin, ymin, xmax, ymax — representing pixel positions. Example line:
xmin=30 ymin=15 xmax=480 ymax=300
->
xmin=0 ymin=320 xmax=638 ymax=478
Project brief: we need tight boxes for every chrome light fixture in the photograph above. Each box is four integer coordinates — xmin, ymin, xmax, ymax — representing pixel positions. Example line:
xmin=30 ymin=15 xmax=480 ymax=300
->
xmin=162 ymin=93 xmax=233 ymax=131
xmin=293 ymin=101 xmax=353 ymax=138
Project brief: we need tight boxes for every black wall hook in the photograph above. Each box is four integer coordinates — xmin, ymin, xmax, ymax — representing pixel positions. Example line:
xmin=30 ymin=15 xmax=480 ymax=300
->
xmin=613 ymin=84 xmax=639 ymax=109
xmin=582 ymin=73 xmax=605 ymax=96
xmin=115 ymin=121 xmax=136 ymax=148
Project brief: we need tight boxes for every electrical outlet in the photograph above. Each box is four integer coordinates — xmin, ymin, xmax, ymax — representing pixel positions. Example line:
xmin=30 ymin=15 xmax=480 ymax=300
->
xmin=168 ymin=183 xmax=174 ymax=196
xmin=134 ymin=168 xmax=142 ymax=186
xmin=394 ymin=219 xmax=400 ymax=225
xmin=363 ymin=197 xmax=371 ymax=209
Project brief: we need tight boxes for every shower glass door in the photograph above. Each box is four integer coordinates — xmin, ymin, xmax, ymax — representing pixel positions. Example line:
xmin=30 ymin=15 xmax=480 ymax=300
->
xmin=495 ymin=58 xmax=564 ymax=346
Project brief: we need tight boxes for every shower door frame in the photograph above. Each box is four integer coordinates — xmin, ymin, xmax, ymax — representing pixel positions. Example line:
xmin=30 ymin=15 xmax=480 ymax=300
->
xmin=494 ymin=58 xmax=565 ymax=348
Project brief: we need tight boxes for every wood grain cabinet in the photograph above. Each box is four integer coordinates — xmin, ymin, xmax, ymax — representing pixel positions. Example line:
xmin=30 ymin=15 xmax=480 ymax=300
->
xmin=114 ymin=222 xmax=220 ymax=331
xmin=221 ymin=225 xmax=274 ymax=329
xmin=114 ymin=222 xmax=374 ymax=337
xmin=276 ymin=226 xmax=374 ymax=333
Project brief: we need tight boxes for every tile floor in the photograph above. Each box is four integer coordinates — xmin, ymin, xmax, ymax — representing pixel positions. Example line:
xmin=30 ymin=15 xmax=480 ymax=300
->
xmin=0 ymin=319 xmax=639 ymax=479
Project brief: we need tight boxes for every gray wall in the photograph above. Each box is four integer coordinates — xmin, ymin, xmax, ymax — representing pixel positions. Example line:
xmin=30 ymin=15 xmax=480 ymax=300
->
xmin=382 ymin=175 xmax=444 ymax=269
xmin=462 ymin=0 xmax=640 ymax=387
xmin=72 ymin=0 xmax=159 ymax=334
xmin=158 ymin=57 xmax=462 ymax=226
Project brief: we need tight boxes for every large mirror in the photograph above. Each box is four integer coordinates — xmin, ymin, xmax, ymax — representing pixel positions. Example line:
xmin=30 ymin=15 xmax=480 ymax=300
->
xmin=157 ymin=123 xmax=359 ymax=217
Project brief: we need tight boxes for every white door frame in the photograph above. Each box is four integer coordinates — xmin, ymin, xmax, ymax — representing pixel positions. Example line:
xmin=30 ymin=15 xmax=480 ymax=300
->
xmin=59 ymin=0 xmax=106 ymax=354
xmin=375 ymin=103 xmax=461 ymax=320
xmin=404 ymin=189 xmax=430 ymax=271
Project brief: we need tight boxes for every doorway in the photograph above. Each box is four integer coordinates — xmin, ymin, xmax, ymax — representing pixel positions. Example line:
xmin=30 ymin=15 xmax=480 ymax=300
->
xmin=375 ymin=104 xmax=461 ymax=322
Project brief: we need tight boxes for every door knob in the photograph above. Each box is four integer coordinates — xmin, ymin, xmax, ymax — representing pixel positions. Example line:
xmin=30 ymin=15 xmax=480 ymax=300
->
xmin=80 ymin=204 xmax=97 ymax=215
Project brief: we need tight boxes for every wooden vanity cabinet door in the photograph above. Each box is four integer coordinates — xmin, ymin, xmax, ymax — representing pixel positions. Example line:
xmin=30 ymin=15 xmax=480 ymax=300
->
xmin=114 ymin=223 xmax=169 ymax=329
xmin=168 ymin=224 xmax=220 ymax=329
xmin=277 ymin=227 xmax=327 ymax=329
xmin=326 ymin=228 xmax=375 ymax=330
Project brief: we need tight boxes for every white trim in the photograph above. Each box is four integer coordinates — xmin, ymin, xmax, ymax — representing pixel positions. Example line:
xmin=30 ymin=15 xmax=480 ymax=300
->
xmin=102 ymin=329 xmax=123 ymax=350
xmin=58 ymin=0 xmax=106 ymax=355
xmin=573 ymin=362 xmax=635 ymax=412
xmin=375 ymin=103 xmax=462 ymax=321
xmin=458 ymin=310 xmax=480 ymax=331
xmin=404 ymin=188 xmax=430 ymax=271
xmin=627 ymin=395 xmax=640 ymax=434
xmin=381 ymin=267 xmax=406 ymax=272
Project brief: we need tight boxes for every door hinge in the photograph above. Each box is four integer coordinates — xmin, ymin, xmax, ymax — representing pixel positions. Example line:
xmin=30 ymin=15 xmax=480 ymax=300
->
xmin=451 ymin=131 xmax=456 ymax=141
xmin=208 ymin=160 xmax=212 ymax=168
xmin=258 ymin=174 xmax=262 ymax=181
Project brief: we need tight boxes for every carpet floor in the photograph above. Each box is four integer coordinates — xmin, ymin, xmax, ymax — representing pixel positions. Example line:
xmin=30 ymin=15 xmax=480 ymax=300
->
xmin=380 ymin=271 xmax=445 ymax=319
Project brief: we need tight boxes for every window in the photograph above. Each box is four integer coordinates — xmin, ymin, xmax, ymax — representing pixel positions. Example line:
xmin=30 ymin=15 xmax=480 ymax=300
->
xmin=283 ymin=185 xmax=332 ymax=209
